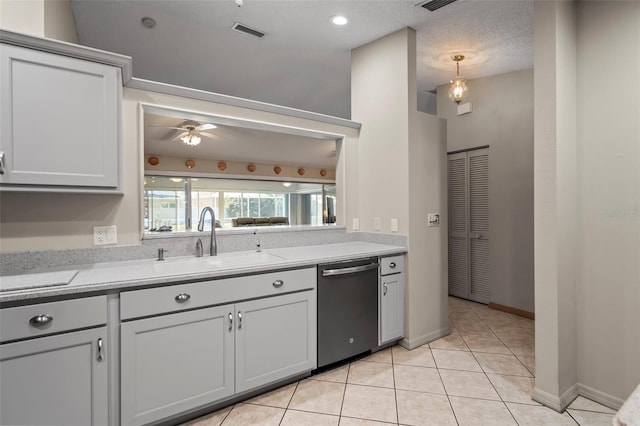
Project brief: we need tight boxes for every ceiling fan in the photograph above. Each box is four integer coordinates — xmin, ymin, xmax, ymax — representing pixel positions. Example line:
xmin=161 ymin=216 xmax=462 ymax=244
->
xmin=151 ymin=120 xmax=218 ymax=146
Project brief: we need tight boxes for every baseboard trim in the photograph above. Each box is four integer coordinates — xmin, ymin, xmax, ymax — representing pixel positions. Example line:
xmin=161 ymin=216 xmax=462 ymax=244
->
xmin=488 ymin=302 xmax=535 ymax=319
xmin=400 ymin=326 xmax=450 ymax=350
xmin=533 ymin=383 xmax=624 ymax=413
xmin=577 ymin=383 xmax=624 ymax=411
xmin=532 ymin=383 xmax=579 ymax=412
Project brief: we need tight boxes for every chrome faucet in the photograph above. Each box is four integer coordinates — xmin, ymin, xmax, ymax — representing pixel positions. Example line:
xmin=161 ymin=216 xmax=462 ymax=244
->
xmin=197 ymin=207 xmax=218 ymax=256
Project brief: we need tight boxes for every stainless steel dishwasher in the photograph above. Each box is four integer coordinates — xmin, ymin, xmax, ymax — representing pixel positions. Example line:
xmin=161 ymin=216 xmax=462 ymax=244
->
xmin=317 ymin=257 xmax=379 ymax=368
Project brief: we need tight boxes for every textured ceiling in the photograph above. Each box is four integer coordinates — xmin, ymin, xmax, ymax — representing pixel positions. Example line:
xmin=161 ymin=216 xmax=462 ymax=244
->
xmin=72 ymin=0 xmax=533 ymax=119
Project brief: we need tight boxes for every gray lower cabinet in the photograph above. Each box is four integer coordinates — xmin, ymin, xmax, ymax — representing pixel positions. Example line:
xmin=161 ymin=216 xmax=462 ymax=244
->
xmin=235 ymin=290 xmax=316 ymax=393
xmin=120 ymin=289 xmax=316 ymax=426
xmin=380 ymin=256 xmax=405 ymax=344
xmin=0 ymin=327 xmax=108 ymax=426
xmin=120 ymin=305 xmax=234 ymax=426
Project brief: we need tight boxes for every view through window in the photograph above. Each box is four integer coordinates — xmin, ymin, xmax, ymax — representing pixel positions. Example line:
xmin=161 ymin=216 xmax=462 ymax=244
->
xmin=144 ymin=176 xmax=336 ymax=232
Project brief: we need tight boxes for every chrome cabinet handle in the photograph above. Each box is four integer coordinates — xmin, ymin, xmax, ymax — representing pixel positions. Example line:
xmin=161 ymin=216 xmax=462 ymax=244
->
xmin=272 ymin=279 xmax=284 ymax=288
xmin=383 ymin=283 xmax=388 ymax=296
xmin=238 ymin=311 xmax=243 ymax=330
xmin=228 ymin=313 xmax=233 ymax=332
xmin=389 ymin=262 xmax=396 ymax=269
xmin=97 ymin=338 xmax=104 ymax=362
xmin=29 ymin=314 xmax=53 ymax=327
xmin=175 ymin=293 xmax=191 ymax=303
xmin=0 ymin=151 xmax=5 ymax=175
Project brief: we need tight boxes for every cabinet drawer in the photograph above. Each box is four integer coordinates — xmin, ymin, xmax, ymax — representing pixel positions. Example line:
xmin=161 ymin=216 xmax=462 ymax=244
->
xmin=0 ymin=296 xmax=107 ymax=343
xmin=380 ymin=255 xmax=404 ymax=275
xmin=121 ymin=267 xmax=316 ymax=320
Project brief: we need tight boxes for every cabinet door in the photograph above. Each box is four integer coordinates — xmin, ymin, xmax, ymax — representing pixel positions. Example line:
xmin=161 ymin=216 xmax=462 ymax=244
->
xmin=120 ymin=305 xmax=234 ymax=426
xmin=380 ymin=272 xmax=404 ymax=344
xmin=0 ymin=327 xmax=108 ymax=426
xmin=0 ymin=44 xmax=120 ymax=190
xmin=235 ymin=291 xmax=316 ymax=393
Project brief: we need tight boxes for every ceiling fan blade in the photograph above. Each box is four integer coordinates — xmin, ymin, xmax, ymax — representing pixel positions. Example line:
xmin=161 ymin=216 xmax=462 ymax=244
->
xmin=197 ymin=123 xmax=217 ymax=131
xmin=171 ymin=132 xmax=189 ymax=141
xmin=199 ymin=132 xmax=220 ymax=140
xmin=147 ymin=126 xmax=186 ymax=130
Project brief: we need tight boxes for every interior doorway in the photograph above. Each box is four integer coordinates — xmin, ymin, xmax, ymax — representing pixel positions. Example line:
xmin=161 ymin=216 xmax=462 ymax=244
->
xmin=448 ymin=147 xmax=490 ymax=304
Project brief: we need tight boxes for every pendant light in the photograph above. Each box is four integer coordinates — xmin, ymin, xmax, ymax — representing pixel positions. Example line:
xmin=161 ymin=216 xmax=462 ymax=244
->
xmin=448 ymin=55 xmax=469 ymax=104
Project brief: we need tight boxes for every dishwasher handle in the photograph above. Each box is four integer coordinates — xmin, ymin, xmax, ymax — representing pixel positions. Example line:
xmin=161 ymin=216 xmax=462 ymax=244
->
xmin=321 ymin=262 xmax=379 ymax=277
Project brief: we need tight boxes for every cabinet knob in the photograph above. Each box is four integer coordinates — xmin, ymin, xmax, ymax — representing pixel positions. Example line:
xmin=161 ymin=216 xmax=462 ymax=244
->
xmin=389 ymin=262 xmax=396 ymax=269
xmin=29 ymin=314 xmax=53 ymax=327
xmin=272 ymin=280 xmax=284 ymax=288
xmin=175 ymin=293 xmax=191 ymax=303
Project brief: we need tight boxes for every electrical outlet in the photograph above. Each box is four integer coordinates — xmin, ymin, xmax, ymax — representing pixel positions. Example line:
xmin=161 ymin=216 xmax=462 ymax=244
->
xmin=93 ymin=225 xmax=117 ymax=246
xmin=390 ymin=219 xmax=398 ymax=232
xmin=374 ymin=217 xmax=381 ymax=231
xmin=352 ymin=218 xmax=360 ymax=230
xmin=427 ymin=213 xmax=440 ymax=227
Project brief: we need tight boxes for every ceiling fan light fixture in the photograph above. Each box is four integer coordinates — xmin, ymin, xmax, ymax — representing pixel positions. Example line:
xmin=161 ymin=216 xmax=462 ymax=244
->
xmin=181 ymin=133 xmax=201 ymax=146
xmin=448 ymin=54 xmax=469 ymax=104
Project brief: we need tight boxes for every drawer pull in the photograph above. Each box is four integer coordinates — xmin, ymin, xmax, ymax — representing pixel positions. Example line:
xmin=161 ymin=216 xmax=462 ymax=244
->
xmin=175 ymin=293 xmax=191 ymax=303
xmin=272 ymin=280 xmax=284 ymax=288
xmin=97 ymin=338 xmax=104 ymax=362
xmin=29 ymin=314 xmax=53 ymax=327
xmin=389 ymin=262 xmax=396 ymax=269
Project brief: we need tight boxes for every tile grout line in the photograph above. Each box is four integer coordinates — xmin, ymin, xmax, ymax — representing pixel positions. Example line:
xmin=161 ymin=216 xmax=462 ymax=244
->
xmin=337 ymin=361 xmax=351 ymax=422
xmin=391 ymin=347 xmax=400 ymax=425
xmin=430 ymin=342 xmax=461 ymax=426
xmin=277 ymin=380 xmax=301 ymax=426
xmin=466 ymin=320 xmax=522 ymax=426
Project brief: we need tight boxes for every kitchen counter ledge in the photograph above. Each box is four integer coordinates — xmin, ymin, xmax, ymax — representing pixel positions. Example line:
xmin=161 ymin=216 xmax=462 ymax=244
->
xmin=0 ymin=242 xmax=406 ymax=304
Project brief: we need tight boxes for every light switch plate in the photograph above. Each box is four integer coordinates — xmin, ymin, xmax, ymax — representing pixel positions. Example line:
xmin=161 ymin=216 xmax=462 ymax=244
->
xmin=374 ymin=218 xmax=381 ymax=231
xmin=353 ymin=218 xmax=360 ymax=230
xmin=427 ymin=214 xmax=440 ymax=227
xmin=390 ymin=218 xmax=398 ymax=232
xmin=93 ymin=225 xmax=117 ymax=245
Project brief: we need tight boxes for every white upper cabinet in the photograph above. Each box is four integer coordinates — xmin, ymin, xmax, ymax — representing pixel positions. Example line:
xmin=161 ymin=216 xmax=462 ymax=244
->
xmin=0 ymin=35 xmax=127 ymax=193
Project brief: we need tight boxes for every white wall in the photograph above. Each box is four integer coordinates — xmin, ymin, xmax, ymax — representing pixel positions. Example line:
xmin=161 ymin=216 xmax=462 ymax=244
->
xmin=351 ymin=28 xmax=411 ymax=235
xmin=0 ymin=0 xmax=77 ymax=43
xmin=0 ymin=0 xmax=45 ymax=36
xmin=437 ymin=69 xmax=535 ymax=313
xmin=534 ymin=0 xmax=640 ymax=410
xmin=575 ymin=0 xmax=640 ymax=404
xmin=44 ymin=0 xmax=78 ymax=43
xmin=0 ymin=87 xmax=359 ymax=252
xmin=352 ymin=28 xmax=448 ymax=348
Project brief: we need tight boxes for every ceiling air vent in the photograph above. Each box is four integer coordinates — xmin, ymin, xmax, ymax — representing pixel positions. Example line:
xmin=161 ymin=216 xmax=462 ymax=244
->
xmin=231 ymin=22 xmax=266 ymax=39
xmin=419 ymin=0 xmax=458 ymax=12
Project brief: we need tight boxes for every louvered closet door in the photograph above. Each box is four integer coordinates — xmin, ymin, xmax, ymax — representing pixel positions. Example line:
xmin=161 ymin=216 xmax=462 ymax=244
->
xmin=447 ymin=149 xmax=490 ymax=304
xmin=468 ymin=149 xmax=489 ymax=304
xmin=448 ymin=152 xmax=469 ymax=299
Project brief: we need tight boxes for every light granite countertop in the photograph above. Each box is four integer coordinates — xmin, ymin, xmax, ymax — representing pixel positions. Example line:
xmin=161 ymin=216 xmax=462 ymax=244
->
xmin=0 ymin=242 xmax=406 ymax=303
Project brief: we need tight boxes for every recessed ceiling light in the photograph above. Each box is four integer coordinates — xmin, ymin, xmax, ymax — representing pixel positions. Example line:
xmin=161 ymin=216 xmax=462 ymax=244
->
xmin=141 ymin=17 xmax=156 ymax=29
xmin=282 ymin=182 xmax=292 ymax=187
xmin=330 ymin=15 xmax=348 ymax=26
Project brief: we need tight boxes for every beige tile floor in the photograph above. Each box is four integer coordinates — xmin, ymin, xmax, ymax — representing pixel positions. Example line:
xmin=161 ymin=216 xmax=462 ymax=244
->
xmin=182 ymin=297 xmax=616 ymax=426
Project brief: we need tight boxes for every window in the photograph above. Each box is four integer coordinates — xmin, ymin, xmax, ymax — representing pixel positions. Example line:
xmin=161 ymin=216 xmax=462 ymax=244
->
xmin=144 ymin=177 xmax=335 ymax=232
